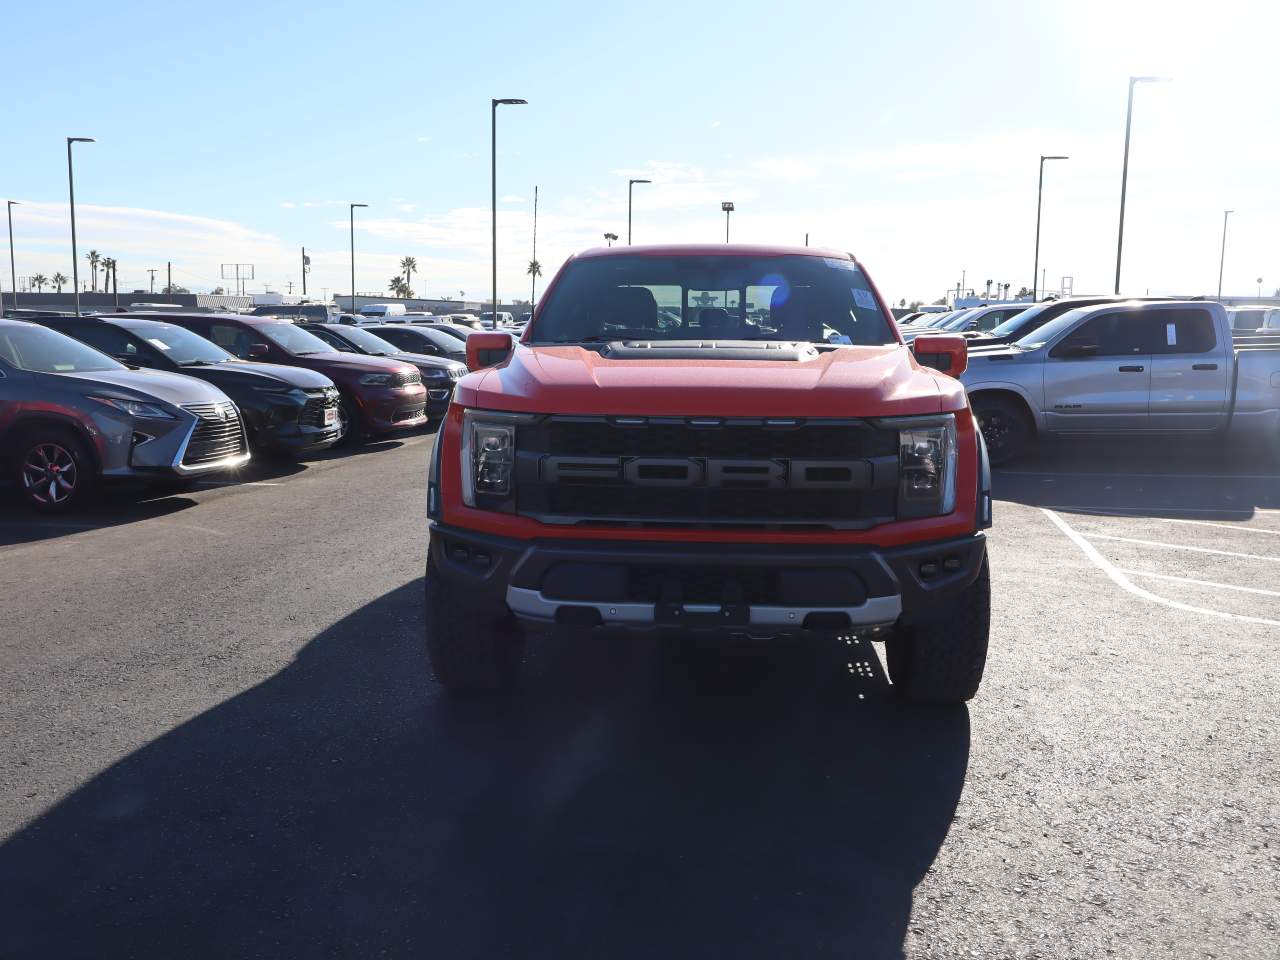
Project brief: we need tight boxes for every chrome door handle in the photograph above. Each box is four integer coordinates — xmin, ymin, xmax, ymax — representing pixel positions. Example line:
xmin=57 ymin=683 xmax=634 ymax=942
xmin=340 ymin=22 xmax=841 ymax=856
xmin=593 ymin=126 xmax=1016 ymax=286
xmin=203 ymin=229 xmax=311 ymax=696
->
xmin=1118 ymin=365 xmax=1145 ymax=372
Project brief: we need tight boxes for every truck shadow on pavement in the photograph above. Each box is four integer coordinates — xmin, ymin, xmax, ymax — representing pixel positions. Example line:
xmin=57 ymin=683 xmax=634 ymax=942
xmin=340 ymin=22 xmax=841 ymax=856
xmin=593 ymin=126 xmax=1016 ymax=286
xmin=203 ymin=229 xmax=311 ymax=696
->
xmin=0 ymin=581 xmax=968 ymax=960
xmin=994 ymin=436 xmax=1280 ymax=520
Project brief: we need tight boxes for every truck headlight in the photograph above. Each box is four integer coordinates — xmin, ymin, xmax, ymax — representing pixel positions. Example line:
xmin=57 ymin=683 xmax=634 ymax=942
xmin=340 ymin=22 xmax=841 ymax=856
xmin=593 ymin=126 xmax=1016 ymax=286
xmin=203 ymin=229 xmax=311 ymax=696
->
xmin=460 ymin=410 xmax=526 ymax=507
xmin=896 ymin=415 xmax=956 ymax=518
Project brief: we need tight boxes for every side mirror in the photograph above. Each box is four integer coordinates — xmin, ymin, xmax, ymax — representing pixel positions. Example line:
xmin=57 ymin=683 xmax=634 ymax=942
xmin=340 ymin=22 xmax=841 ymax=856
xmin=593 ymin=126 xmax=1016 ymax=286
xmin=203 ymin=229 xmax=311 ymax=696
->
xmin=247 ymin=342 xmax=270 ymax=358
xmin=911 ymin=334 xmax=968 ymax=377
xmin=466 ymin=332 xmax=514 ymax=371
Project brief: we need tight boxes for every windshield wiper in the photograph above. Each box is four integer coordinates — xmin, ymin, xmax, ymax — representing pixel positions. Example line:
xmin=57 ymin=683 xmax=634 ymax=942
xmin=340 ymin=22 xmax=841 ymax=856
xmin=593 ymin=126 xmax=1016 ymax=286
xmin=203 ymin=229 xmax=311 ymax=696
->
xmin=180 ymin=360 xmax=214 ymax=367
xmin=293 ymin=350 xmax=321 ymax=355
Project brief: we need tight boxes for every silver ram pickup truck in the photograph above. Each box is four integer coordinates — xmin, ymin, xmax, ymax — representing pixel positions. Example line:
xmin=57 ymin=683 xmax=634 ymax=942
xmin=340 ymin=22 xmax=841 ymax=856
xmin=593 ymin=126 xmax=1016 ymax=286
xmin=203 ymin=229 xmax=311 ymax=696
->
xmin=960 ymin=300 xmax=1280 ymax=464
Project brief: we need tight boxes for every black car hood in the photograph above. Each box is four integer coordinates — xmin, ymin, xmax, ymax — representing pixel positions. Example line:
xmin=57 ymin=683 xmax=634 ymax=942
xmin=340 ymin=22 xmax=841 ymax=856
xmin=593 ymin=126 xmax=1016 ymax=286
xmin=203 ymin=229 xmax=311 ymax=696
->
xmin=178 ymin=360 xmax=334 ymax=390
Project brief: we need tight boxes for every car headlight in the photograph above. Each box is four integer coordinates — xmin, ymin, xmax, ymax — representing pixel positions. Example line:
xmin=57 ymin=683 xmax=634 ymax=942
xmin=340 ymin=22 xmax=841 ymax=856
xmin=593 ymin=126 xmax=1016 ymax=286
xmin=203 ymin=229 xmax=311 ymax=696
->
xmin=895 ymin=414 xmax=956 ymax=518
xmin=87 ymin=395 xmax=176 ymax=420
xmin=460 ymin=410 xmax=531 ymax=507
xmin=359 ymin=373 xmax=392 ymax=386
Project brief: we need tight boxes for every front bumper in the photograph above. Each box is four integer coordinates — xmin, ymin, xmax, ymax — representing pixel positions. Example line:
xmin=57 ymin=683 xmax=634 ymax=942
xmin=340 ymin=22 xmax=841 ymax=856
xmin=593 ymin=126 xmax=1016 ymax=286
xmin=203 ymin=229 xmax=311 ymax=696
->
xmin=428 ymin=523 xmax=986 ymax=634
xmin=358 ymin=385 xmax=429 ymax=433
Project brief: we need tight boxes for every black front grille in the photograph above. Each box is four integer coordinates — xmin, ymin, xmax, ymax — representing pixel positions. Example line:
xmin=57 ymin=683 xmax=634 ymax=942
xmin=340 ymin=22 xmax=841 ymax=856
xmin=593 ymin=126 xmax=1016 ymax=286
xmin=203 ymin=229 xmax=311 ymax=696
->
xmin=299 ymin=389 xmax=340 ymax=428
xmin=182 ymin=403 xmax=246 ymax=465
xmin=515 ymin=416 xmax=899 ymax=530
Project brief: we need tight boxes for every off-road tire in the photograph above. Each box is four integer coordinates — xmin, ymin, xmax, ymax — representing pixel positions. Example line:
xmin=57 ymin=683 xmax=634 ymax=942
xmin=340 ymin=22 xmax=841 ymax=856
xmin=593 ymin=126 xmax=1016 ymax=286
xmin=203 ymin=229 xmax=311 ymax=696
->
xmin=886 ymin=557 xmax=991 ymax=704
xmin=424 ymin=553 xmax=523 ymax=695
xmin=13 ymin=427 xmax=97 ymax=513
xmin=971 ymin=395 xmax=1033 ymax=466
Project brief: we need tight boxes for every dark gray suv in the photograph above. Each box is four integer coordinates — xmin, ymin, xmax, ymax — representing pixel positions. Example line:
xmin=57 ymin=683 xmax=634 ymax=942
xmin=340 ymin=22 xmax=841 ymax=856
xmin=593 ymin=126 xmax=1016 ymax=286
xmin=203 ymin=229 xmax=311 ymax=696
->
xmin=0 ymin=319 xmax=250 ymax=511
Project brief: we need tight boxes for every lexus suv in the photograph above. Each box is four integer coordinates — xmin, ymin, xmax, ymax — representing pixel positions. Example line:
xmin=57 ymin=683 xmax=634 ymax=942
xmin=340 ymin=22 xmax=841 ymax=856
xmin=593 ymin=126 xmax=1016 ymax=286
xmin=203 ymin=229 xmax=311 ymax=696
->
xmin=0 ymin=319 xmax=250 ymax=511
xmin=38 ymin=315 xmax=343 ymax=456
xmin=425 ymin=244 xmax=993 ymax=705
xmin=146 ymin=312 xmax=428 ymax=439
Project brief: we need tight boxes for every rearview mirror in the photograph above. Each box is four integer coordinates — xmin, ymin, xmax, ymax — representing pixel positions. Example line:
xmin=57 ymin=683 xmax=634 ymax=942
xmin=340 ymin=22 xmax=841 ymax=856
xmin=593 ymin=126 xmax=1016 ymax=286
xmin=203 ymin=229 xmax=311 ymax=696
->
xmin=466 ymin=332 xmax=514 ymax=371
xmin=911 ymin=334 xmax=968 ymax=377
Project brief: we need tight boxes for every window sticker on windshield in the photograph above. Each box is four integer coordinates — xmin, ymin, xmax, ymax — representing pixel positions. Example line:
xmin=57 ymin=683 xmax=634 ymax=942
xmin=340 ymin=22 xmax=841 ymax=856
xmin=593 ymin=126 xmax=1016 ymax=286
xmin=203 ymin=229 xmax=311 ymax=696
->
xmin=852 ymin=287 xmax=877 ymax=310
xmin=827 ymin=333 xmax=853 ymax=345
xmin=147 ymin=338 xmax=172 ymax=351
xmin=823 ymin=257 xmax=858 ymax=272
xmin=1166 ymin=322 xmax=1176 ymax=346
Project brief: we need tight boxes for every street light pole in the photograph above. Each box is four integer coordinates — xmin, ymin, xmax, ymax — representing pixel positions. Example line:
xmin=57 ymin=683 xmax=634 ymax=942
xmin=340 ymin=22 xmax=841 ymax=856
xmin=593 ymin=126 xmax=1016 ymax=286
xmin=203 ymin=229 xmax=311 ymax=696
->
xmin=721 ymin=201 xmax=734 ymax=242
xmin=1114 ymin=76 xmax=1168 ymax=295
xmin=628 ymin=178 xmax=650 ymax=245
xmin=66 ymin=137 xmax=94 ymax=315
xmin=492 ymin=98 xmax=528 ymax=328
xmin=6 ymin=200 xmax=18 ymax=311
xmin=1218 ymin=210 xmax=1233 ymax=298
xmin=349 ymin=202 xmax=367 ymax=311
xmin=1033 ymin=155 xmax=1068 ymax=301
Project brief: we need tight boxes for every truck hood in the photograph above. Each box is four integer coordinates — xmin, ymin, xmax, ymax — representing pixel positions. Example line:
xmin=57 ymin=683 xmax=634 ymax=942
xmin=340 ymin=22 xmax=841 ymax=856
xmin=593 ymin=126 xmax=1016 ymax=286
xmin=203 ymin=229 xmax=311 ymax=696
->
xmin=459 ymin=343 xmax=952 ymax=417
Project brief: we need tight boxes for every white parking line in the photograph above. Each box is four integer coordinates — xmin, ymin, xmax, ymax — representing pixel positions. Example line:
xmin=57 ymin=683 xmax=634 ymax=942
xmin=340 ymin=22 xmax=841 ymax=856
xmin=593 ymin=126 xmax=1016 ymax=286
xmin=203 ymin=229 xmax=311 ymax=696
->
xmin=1084 ymin=534 xmax=1280 ymax=564
xmin=1116 ymin=569 xmax=1280 ymax=598
xmin=1059 ymin=513 xmax=1280 ymax=537
xmin=1003 ymin=471 xmax=1280 ymax=480
xmin=1040 ymin=509 xmax=1280 ymax=627
xmin=1040 ymin=504 xmax=1280 ymax=517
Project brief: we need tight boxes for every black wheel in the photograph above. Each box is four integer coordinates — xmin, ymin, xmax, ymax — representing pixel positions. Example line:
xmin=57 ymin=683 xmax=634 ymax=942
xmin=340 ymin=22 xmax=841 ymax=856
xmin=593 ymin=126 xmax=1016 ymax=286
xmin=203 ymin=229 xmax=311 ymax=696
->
xmin=424 ymin=553 xmax=523 ymax=694
xmin=885 ymin=557 xmax=990 ymax=705
xmin=15 ymin=428 xmax=96 ymax=513
xmin=335 ymin=395 xmax=364 ymax=446
xmin=972 ymin=396 xmax=1033 ymax=466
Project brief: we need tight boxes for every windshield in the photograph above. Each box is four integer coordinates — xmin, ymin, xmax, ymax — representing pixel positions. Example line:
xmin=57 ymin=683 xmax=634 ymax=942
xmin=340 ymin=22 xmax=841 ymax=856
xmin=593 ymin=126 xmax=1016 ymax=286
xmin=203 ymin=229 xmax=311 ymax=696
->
xmin=530 ymin=254 xmax=895 ymax=346
xmin=256 ymin=322 xmax=335 ymax=355
xmin=135 ymin=322 xmax=235 ymax=365
xmin=1012 ymin=307 xmax=1098 ymax=350
xmin=334 ymin=326 xmax=400 ymax=354
xmin=0 ymin=324 xmax=126 ymax=373
xmin=430 ymin=325 xmax=469 ymax=342
xmin=939 ymin=309 xmax=980 ymax=330
xmin=988 ymin=301 xmax=1062 ymax=338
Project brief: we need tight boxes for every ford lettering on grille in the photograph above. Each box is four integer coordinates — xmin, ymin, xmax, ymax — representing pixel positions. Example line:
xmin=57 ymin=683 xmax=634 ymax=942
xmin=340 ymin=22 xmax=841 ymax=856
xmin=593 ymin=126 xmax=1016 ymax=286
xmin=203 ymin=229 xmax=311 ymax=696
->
xmin=542 ymin=456 xmax=869 ymax=489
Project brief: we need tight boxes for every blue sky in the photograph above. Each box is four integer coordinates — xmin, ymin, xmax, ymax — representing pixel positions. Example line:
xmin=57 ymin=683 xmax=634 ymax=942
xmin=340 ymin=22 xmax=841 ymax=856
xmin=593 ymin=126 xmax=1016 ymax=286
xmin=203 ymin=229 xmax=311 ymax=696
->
xmin=5 ymin=0 xmax=1277 ymax=304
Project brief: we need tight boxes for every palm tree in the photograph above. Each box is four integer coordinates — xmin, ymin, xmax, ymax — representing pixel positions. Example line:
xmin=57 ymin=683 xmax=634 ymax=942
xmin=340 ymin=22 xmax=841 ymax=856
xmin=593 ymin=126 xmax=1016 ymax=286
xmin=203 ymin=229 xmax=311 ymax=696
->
xmin=101 ymin=258 xmax=117 ymax=297
xmin=86 ymin=250 xmax=100 ymax=292
xmin=527 ymin=259 xmax=542 ymax=305
xmin=389 ymin=275 xmax=403 ymax=296
xmin=51 ymin=272 xmax=68 ymax=293
xmin=400 ymin=256 xmax=417 ymax=292
xmin=31 ymin=273 xmax=48 ymax=292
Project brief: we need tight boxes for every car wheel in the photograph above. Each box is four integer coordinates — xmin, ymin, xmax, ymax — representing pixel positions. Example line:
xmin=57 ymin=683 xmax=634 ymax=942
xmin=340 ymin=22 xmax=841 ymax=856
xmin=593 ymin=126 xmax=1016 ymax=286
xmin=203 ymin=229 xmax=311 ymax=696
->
xmin=336 ymin=395 xmax=364 ymax=446
xmin=424 ymin=553 xmax=523 ymax=695
xmin=885 ymin=557 xmax=990 ymax=705
xmin=16 ymin=429 xmax=96 ymax=513
xmin=972 ymin=396 xmax=1032 ymax=466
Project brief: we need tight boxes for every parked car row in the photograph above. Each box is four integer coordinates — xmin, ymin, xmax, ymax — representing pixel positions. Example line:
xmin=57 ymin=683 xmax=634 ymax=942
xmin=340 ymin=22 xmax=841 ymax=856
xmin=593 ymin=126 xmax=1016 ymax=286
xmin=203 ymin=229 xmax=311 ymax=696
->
xmin=0 ymin=311 xmax=468 ymax=512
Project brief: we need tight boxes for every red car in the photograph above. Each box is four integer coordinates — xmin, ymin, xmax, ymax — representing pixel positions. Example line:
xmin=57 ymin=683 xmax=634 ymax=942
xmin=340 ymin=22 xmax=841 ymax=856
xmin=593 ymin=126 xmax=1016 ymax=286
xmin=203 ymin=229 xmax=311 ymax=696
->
xmin=148 ymin=312 xmax=428 ymax=437
xmin=424 ymin=244 xmax=992 ymax=704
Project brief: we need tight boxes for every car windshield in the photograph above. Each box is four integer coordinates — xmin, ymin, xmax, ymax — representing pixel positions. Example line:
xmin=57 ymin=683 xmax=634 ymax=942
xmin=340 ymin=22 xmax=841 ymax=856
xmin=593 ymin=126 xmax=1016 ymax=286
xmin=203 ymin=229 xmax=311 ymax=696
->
xmin=429 ymin=325 xmax=469 ymax=342
xmin=135 ymin=322 xmax=235 ymax=365
xmin=988 ymin=301 xmax=1061 ymax=338
xmin=1012 ymin=307 xmax=1099 ymax=350
xmin=0 ymin=323 xmax=126 ymax=373
xmin=335 ymin=326 xmax=400 ymax=354
xmin=938 ymin=309 xmax=980 ymax=330
xmin=256 ymin=322 xmax=335 ymax=355
xmin=530 ymin=254 xmax=895 ymax=345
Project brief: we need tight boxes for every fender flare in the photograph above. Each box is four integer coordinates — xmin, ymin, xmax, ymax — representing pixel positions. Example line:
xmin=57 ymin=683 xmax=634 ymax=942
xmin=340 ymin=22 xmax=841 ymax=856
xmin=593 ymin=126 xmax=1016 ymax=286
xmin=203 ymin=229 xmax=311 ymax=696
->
xmin=964 ymin=380 xmax=1043 ymax=433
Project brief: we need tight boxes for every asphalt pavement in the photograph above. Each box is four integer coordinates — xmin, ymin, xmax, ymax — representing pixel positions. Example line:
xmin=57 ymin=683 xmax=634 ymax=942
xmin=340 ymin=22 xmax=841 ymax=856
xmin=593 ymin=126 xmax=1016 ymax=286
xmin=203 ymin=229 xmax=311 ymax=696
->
xmin=1 ymin=430 xmax=1277 ymax=959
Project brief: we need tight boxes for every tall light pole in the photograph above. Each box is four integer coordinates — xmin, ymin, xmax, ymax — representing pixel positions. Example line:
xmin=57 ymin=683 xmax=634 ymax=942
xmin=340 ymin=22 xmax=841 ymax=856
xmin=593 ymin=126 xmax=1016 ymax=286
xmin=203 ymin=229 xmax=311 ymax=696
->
xmin=1217 ymin=210 xmax=1233 ymax=298
xmin=628 ymin=178 xmax=650 ymax=245
xmin=492 ymin=98 xmax=527 ymax=327
xmin=1033 ymin=154 xmax=1068 ymax=301
xmin=1114 ymin=76 xmax=1169 ymax=295
xmin=6 ymin=200 xmax=18 ymax=311
xmin=721 ymin=201 xmax=735 ymax=242
xmin=349 ymin=202 xmax=367 ymax=310
xmin=66 ymin=137 xmax=94 ymax=315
